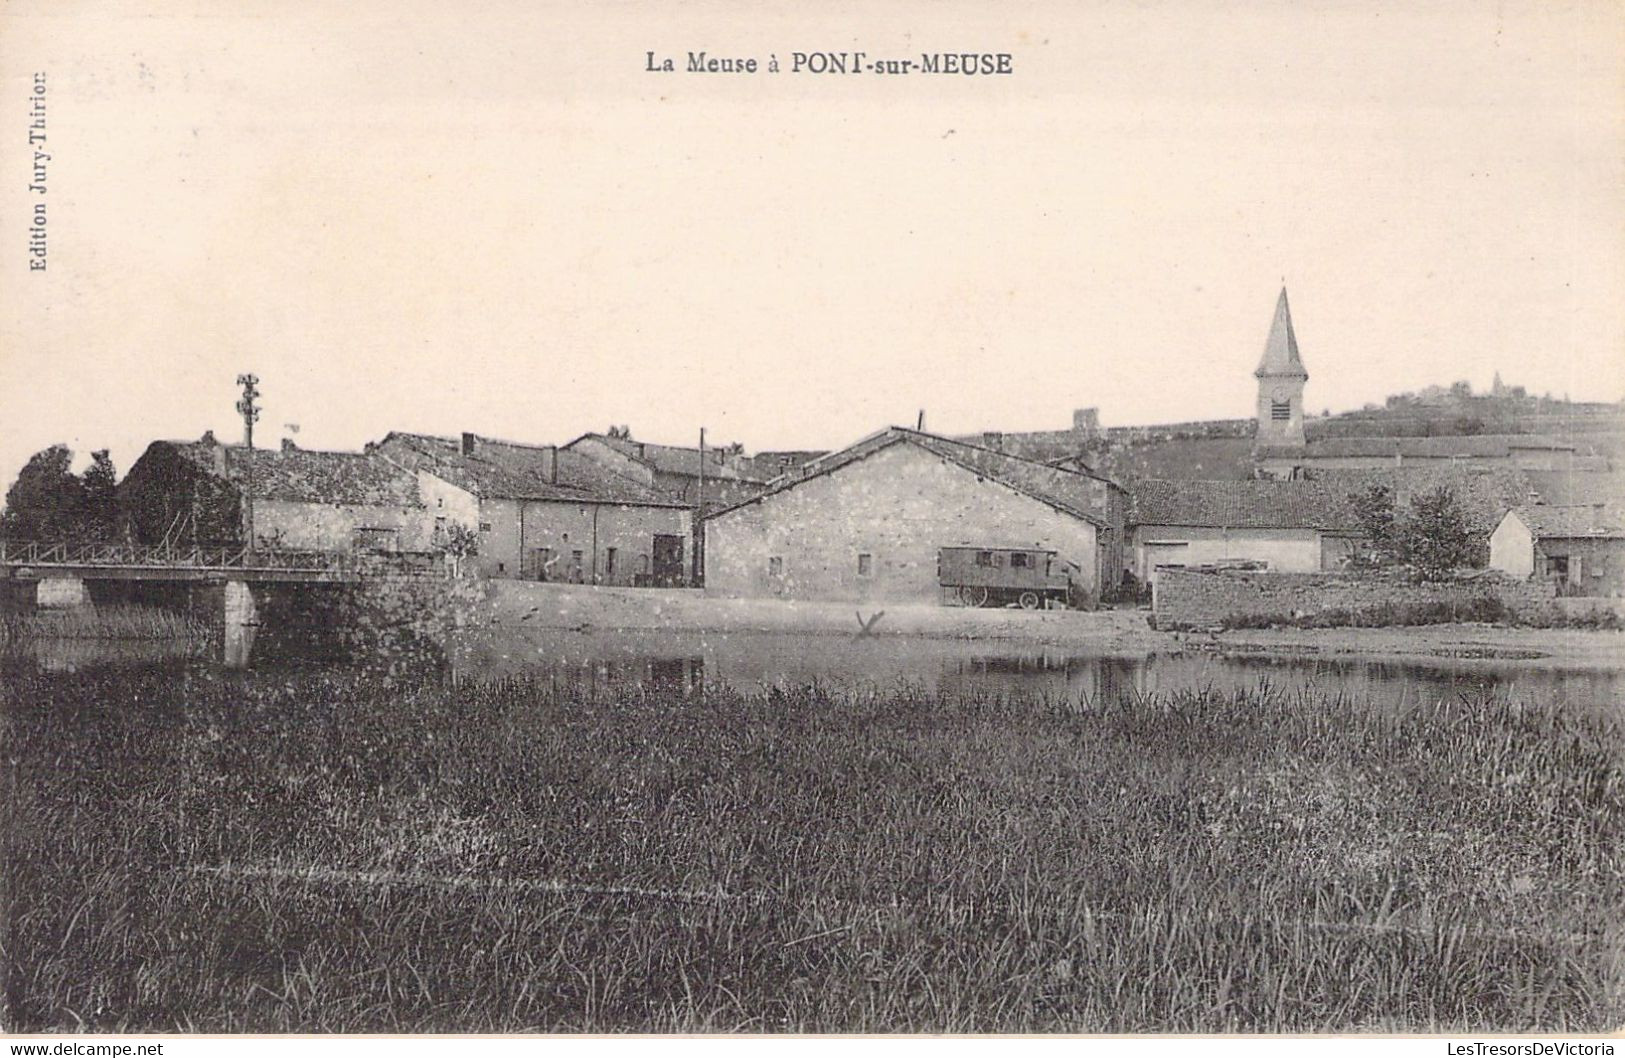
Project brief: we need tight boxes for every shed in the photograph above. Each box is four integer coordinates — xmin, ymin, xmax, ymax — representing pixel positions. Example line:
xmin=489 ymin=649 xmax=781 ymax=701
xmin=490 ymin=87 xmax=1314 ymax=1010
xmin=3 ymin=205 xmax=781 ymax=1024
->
xmin=1489 ymin=505 xmax=1625 ymax=596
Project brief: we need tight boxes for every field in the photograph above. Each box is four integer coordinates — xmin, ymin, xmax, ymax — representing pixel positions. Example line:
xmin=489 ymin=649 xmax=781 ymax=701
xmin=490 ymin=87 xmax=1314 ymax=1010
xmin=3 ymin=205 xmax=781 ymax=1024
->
xmin=2 ymin=665 xmax=1622 ymax=1032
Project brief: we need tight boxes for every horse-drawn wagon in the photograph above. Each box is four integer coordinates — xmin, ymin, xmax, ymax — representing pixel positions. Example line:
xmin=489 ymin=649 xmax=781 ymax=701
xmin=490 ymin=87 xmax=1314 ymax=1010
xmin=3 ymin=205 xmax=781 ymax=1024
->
xmin=937 ymin=546 xmax=1076 ymax=609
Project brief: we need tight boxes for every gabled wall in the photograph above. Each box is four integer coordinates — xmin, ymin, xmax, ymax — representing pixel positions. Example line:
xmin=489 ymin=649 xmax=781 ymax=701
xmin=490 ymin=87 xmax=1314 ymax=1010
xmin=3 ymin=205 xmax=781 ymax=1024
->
xmin=1488 ymin=514 xmax=1535 ymax=578
xmin=705 ymin=441 xmax=1101 ymax=605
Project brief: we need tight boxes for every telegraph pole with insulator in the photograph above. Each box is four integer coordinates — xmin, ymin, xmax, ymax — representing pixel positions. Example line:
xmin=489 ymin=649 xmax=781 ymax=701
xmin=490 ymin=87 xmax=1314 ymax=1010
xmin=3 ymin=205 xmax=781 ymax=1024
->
xmin=236 ymin=373 xmax=261 ymax=558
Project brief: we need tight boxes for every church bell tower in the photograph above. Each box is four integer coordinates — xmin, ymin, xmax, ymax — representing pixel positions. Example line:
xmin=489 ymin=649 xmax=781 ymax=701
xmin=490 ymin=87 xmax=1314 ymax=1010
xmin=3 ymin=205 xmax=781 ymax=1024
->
xmin=1253 ymin=286 xmax=1308 ymax=448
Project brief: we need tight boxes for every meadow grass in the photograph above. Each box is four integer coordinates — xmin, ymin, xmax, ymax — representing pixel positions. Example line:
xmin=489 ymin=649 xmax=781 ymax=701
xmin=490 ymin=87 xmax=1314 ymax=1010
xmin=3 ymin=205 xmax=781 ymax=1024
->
xmin=2 ymin=666 xmax=1621 ymax=1032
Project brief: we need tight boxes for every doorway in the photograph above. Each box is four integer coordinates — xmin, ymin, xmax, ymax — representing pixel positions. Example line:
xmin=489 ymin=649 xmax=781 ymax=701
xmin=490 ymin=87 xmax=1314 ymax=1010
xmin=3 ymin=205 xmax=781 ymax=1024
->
xmin=652 ymin=534 xmax=685 ymax=587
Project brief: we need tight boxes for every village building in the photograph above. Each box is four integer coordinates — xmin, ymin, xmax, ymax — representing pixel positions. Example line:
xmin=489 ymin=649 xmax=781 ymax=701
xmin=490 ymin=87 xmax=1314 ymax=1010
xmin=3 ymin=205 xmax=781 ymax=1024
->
xmin=374 ymin=432 xmax=694 ymax=584
xmin=119 ymin=432 xmax=433 ymax=552
xmin=746 ymin=450 xmax=830 ymax=480
xmin=1127 ymin=479 xmax=1364 ymax=587
xmin=1489 ymin=504 xmax=1625 ymax=597
xmin=562 ymin=433 xmax=769 ymax=509
xmin=703 ymin=427 xmax=1128 ymax=608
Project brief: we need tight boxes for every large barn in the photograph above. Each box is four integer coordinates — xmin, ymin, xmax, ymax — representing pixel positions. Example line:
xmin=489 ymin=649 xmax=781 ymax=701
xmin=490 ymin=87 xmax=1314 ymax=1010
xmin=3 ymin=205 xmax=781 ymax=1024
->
xmin=703 ymin=428 xmax=1127 ymax=608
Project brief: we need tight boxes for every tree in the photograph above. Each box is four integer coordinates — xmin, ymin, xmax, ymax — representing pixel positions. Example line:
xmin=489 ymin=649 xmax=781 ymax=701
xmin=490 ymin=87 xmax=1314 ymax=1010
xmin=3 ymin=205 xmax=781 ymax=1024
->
xmin=0 ymin=445 xmax=86 ymax=540
xmin=1396 ymin=486 xmax=1475 ymax=582
xmin=1346 ymin=484 xmax=1475 ymax=581
xmin=81 ymin=450 xmax=119 ymax=539
xmin=438 ymin=522 xmax=480 ymax=578
xmin=1346 ymin=483 xmax=1398 ymax=569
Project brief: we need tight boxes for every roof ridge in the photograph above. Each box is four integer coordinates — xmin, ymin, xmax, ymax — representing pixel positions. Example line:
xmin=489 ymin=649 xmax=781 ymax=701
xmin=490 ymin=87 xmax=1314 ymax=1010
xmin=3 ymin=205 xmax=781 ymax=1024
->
xmin=895 ymin=426 xmax=1118 ymax=483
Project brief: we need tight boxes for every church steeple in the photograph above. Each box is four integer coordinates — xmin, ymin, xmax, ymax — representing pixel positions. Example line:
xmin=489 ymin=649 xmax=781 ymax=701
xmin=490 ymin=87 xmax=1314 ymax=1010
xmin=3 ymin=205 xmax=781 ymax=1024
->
xmin=1254 ymin=286 xmax=1308 ymax=448
xmin=1255 ymin=287 xmax=1308 ymax=381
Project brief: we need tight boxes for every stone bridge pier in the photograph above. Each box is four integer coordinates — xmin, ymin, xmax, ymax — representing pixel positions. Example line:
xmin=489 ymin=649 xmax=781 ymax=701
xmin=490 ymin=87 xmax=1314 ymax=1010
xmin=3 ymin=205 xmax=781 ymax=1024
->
xmin=223 ymin=580 xmax=258 ymax=667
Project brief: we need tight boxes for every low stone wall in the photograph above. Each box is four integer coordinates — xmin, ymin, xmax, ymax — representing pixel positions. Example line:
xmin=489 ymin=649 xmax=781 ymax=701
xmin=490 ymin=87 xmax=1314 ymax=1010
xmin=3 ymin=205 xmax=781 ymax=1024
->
xmin=1153 ymin=568 xmax=1557 ymax=630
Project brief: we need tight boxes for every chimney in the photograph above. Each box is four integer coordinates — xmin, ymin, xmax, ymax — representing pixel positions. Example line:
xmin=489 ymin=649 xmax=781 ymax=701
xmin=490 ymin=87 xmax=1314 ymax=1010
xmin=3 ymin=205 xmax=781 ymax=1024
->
xmin=212 ymin=443 xmax=227 ymax=477
xmin=281 ymin=437 xmax=297 ymax=453
xmin=1073 ymin=407 xmax=1100 ymax=434
xmin=461 ymin=432 xmax=477 ymax=457
xmin=544 ymin=445 xmax=558 ymax=484
xmin=201 ymin=429 xmax=217 ymax=445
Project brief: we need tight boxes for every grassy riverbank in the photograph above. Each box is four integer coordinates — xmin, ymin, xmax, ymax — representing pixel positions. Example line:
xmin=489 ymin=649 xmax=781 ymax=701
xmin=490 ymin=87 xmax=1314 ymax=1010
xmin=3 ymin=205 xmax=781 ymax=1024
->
xmin=3 ymin=667 xmax=1620 ymax=1032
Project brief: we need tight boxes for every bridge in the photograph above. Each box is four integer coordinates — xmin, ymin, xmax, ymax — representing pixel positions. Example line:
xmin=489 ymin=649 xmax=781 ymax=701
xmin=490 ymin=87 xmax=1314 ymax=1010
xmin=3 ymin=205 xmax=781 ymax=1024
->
xmin=0 ymin=540 xmax=361 ymax=582
xmin=2 ymin=540 xmax=444 ymax=666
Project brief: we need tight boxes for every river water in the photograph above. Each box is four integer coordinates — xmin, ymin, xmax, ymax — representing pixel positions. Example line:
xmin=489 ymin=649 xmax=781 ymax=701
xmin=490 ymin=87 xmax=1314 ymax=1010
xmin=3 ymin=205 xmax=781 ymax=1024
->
xmin=444 ymin=628 xmax=1624 ymax=715
xmin=7 ymin=627 xmax=1621 ymax=714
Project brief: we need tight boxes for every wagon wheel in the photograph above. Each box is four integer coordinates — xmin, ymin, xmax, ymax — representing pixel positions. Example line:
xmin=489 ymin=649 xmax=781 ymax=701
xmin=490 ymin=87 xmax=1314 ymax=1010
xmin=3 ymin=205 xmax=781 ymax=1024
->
xmin=958 ymin=585 xmax=989 ymax=608
xmin=1018 ymin=591 xmax=1041 ymax=610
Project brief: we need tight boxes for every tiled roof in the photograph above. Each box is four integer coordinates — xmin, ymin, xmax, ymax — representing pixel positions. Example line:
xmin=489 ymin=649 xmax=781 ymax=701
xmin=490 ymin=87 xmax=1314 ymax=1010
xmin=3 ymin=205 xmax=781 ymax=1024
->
xmin=381 ymin=433 xmax=681 ymax=506
xmin=168 ymin=441 xmax=422 ymax=506
xmin=578 ymin=434 xmax=766 ymax=483
xmin=1299 ymin=465 xmax=1538 ymax=537
xmin=1512 ymin=504 xmax=1625 ymax=540
xmin=1131 ymin=479 xmax=1362 ymax=531
xmin=1522 ymin=470 xmax=1625 ymax=507
xmin=711 ymin=427 xmax=1118 ymax=526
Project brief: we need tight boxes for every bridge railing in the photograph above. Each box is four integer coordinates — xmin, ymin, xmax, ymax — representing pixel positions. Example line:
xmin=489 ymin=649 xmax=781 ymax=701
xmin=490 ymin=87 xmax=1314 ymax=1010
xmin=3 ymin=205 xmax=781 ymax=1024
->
xmin=0 ymin=540 xmax=354 ymax=573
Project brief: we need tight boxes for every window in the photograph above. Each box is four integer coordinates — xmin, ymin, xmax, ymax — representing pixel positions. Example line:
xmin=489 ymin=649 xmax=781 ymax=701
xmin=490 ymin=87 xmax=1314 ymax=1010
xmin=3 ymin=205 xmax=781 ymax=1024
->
xmin=606 ymin=547 xmax=617 ymax=575
xmin=857 ymin=553 xmax=872 ymax=576
xmin=1271 ymin=401 xmax=1292 ymax=421
xmin=974 ymin=551 xmax=995 ymax=567
xmin=1010 ymin=552 xmax=1030 ymax=569
xmin=1545 ymin=555 xmax=1570 ymax=578
xmin=479 ymin=521 xmax=493 ymax=532
xmin=768 ymin=556 xmax=784 ymax=576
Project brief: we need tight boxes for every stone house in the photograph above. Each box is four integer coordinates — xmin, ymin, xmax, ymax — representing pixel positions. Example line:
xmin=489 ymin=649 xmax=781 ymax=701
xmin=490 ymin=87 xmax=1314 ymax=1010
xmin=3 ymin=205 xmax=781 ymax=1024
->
xmin=703 ymin=427 xmax=1127 ymax=607
xmin=374 ymin=432 xmax=694 ymax=584
xmin=119 ymin=432 xmax=433 ymax=552
xmin=1128 ymin=479 xmax=1365 ymax=587
xmin=1489 ymin=505 xmax=1625 ymax=597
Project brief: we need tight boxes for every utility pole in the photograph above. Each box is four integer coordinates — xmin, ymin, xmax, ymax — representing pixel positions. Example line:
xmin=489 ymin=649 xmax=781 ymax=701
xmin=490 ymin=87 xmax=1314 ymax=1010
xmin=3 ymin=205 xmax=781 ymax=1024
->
xmin=695 ymin=426 xmax=706 ymax=587
xmin=235 ymin=373 xmax=261 ymax=558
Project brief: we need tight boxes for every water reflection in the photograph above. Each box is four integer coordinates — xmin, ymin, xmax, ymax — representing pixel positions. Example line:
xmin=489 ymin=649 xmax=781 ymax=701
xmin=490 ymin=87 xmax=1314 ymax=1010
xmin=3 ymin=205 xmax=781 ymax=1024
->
xmin=3 ymin=636 xmax=203 ymax=674
xmin=448 ymin=629 xmax=1625 ymax=714
xmin=5 ymin=626 xmax=1620 ymax=715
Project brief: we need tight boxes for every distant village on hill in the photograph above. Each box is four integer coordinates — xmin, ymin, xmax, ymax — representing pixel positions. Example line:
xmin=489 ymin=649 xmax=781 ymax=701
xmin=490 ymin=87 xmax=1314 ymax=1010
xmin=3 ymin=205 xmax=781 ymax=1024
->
xmin=5 ymin=289 xmax=1623 ymax=611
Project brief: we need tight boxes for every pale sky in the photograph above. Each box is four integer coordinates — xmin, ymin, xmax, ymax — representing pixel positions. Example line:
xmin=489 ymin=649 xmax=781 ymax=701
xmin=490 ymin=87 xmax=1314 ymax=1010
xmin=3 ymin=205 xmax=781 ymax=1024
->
xmin=2 ymin=0 xmax=1622 ymax=493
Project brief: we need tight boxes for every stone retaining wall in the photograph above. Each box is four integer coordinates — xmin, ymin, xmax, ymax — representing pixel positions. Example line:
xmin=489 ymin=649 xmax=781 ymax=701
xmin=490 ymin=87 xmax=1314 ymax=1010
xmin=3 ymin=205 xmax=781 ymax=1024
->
xmin=1153 ymin=568 xmax=1557 ymax=630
